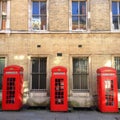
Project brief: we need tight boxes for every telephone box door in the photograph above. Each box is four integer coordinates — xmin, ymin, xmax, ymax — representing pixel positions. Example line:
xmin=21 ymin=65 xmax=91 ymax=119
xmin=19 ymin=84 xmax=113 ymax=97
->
xmin=50 ymin=66 xmax=68 ymax=111
xmin=97 ymin=67 xmax=118 ymax=112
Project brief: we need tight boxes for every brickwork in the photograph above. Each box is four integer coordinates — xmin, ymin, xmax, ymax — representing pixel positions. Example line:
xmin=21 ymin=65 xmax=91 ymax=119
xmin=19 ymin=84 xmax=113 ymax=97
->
xmin=49 ymin=0 xmax=69 ymax=31
xmin=10 ymin=0 xmax=28 ymax=30
xmin=9 ymin=0 xmax=111 ymax=31
xmin=0 ymin=0 xmax=120 ymax=107
xmin=90 ymin=0 xmax=110 ymax=31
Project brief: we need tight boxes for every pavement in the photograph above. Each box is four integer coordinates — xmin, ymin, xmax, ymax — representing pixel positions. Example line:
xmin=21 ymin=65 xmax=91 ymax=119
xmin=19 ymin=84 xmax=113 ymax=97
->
xmin=0 ymin=108 xmax=120 ymax=120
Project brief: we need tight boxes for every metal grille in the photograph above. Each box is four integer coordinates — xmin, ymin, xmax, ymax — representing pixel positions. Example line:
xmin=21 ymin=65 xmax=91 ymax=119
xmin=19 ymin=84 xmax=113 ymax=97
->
xmin=73 ymin=57 xmax=89 ymax=90
xmin=31 ymin=57 xmax=47 ymax=90
xmin=114 ymin=57 xmax=120 ymax=89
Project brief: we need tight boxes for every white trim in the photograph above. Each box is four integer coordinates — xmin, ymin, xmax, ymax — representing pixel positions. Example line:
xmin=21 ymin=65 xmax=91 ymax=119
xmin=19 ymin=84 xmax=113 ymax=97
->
xmin=6 ymin=0 xmax=10 ymax=31
xmin=46 ymin=0 xmax=49 ymax=31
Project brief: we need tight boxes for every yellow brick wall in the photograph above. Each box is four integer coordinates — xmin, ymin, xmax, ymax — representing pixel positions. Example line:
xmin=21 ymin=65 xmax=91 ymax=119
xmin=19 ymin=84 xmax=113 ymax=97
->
xmin=9 ymin=0 xmax=111 ymax=31
xmin=49 ymin=0 xmax=69 ymax=31
xmin=10 ymin=0 xmax=28 ymax=30
xmin=90 ymin=0 xmax=110 ymax=31
xmin=0 ymin=0 xmax=120 ymax=107
xmin=0 ymin=33 xmax=120 ymax=81
xmin=0 ymin=33 xmax=120 ymax=107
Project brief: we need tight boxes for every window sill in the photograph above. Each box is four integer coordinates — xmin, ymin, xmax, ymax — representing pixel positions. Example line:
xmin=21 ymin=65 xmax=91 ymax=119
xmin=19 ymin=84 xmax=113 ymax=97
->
xmin=30 ymin=90 xmax=47 ymax=97
xmin=28 ymin=30 xmax=49 ymax=33
xmin=72 ymin=91 xmax=90 ymax=97
xmin=72 ymin=89 xmax=89 ymax=92
xmin=111 ymin=30 xmax=120 ymax=33
xmin=0 ymin=30 xmax=120 ymax=34
xmin=0 ymin=30 xmax=11 ymax=34
xmin=0 ymin=30 xmax=49 ymax=34
xmin=71 ymin=29 xmax=87 ymax=32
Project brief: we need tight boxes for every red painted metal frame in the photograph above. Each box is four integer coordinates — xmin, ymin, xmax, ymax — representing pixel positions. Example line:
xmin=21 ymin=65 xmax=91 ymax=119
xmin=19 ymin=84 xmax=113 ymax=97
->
xmin=50 ymin=66 xmax=68 ymax=111
xmin=97 ymin=67 xmax=118 ymax=112
xmin=2 ymin=65 xmax=23 ymax=110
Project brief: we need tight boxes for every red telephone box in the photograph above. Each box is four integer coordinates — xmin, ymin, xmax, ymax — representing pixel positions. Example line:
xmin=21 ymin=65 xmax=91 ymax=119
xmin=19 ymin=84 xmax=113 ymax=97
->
xmin=97 ymin=67 xmax=118 ymax=112
xmin=2 ymin=65 xmax=23 ymax=110
xmin=50 ymin=66 xmax=68 ymax=111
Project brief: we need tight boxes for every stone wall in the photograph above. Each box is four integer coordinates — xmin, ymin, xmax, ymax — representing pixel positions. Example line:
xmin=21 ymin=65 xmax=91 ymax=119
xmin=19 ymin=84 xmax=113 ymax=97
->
xmin=0 ymin=0 xmax=120 ymax=107
xmin=0 ymin=33 xmax=120 ymax=107
xmin=9 ymin=0 xmax=111 ymax=31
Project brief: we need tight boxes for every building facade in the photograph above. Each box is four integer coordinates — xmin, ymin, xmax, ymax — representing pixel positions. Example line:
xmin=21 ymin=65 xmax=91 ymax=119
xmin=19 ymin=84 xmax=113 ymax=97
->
xmin=0 ymin=0 xmax=120 ymax=107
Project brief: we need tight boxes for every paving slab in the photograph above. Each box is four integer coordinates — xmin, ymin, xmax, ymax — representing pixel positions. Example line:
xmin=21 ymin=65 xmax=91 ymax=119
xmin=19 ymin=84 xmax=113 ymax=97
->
xmin=0 ymin=109 xmax=120 ymax=120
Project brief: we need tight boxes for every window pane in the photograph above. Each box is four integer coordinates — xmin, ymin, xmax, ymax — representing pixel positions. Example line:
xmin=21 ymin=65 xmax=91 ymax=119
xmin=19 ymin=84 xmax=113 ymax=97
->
xmin=119 ymin=16 xmax=120 ymax=27
xmin=40 ymin=58 xmax=47 ymax=73
xmin=0 ymin=58 xmax=5 ymax=73
xmin=39 ymin=58 xmax=46 ymax=89
xmin=32 ymin=58 xmax=39 ymax=72
xmin=0 ymin=2 xmax=2 ymax=29
xmin=112 ymin=2 xmax=118 ymax=15
xmin=81 ymin=74 xmax=87 ymax=89
xmin=72 ymin=16 xmax=78 ymax=30
xmin=32 ymin=1 xmax=47 ymax=30
xmin=114 ymin=57 xmax=120 ymax=89
xmin=31 ymin=57 xmax=47 ymax=90
xmin=72 ymin=2 xmax=78 ymax=15
xmin=118 ymin=74 xmax=120 ymax=89
xmin=113 ymin=16 xmax=119 ymax=29
xmin=32 ymin=16 xmax=40 ymax=30
xmin=80 ymin=2 xmax=86 ymax=14
xmin=79 ymin=16 xmax=86 ymax=30
xmin=40 ymin=2 xmax=46 ymax=15
xmin=32 ymin=1 xmax=39 ymax=15
xmin=41 ymin=16 xmax=46 ymax=30
xmin=32 ymin=74 xmax=39 ymax=89
xmin=1 ymin=1 xmax=7 ymax=30
xmin=2 ymin=1 xmax=7 ymax=13
xmin=73 ymin=74 xmax=81 ymax=89
xmin=0 ymin=57 xmax=5 ymax=90
xmin=73 ymin=58 xmax=79 ymax=73
xmin=73 ymin=57 xmax=88 ymax=90
xmin=119 ymin=2 xmax=120 ymax=14
xmin=72 ymin=1 xmax=86 ymax=30
xmin=40 ymin=74 xmax=46 ymax=89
